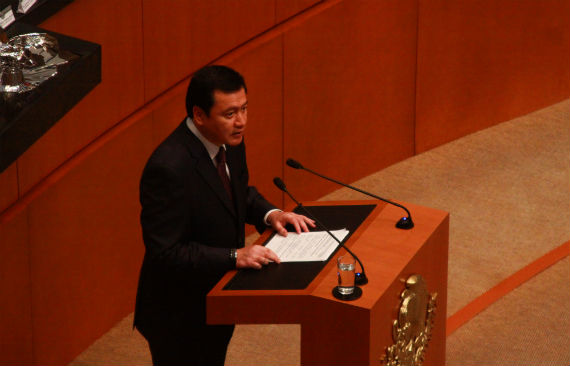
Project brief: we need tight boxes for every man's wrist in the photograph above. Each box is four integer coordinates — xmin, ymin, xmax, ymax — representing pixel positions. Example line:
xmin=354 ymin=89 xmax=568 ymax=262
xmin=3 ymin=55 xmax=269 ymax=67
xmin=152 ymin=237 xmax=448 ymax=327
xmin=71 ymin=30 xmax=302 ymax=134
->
xmin=264 ymin=209 xmax=282 ymax=226
xmin=229 ymin=248 xmax=237 ymax=268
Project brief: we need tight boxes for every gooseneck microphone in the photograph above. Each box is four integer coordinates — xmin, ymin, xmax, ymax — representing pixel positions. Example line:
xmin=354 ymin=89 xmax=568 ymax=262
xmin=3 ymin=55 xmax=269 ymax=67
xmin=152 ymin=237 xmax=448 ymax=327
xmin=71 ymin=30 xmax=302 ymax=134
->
xmin=286 ymin=158 xmax=414 ymax=229
xmin=273 ymin=177 xmax=368 ymax=286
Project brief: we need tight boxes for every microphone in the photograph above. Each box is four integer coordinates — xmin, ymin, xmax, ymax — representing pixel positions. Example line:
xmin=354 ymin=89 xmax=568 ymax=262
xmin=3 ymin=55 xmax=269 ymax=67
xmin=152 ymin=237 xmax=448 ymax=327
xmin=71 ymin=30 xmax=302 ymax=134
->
xmin=286 ymin=158 xmax=414 ymax=229
xmin=272 ymin=177 xmax=368 ymax=287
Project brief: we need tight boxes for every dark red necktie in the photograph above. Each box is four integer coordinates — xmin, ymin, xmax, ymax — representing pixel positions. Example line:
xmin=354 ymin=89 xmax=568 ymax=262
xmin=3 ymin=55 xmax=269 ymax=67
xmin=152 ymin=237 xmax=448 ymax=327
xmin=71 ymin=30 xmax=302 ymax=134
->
xmin=215 ymin=147 xmax=233 ymax=202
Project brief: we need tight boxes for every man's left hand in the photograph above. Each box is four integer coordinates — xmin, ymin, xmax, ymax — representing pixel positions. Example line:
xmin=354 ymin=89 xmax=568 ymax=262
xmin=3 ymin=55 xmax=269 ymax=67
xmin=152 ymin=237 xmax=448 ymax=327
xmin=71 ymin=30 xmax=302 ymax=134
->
xmin=267 ymin=211 xmax=316 ymax=237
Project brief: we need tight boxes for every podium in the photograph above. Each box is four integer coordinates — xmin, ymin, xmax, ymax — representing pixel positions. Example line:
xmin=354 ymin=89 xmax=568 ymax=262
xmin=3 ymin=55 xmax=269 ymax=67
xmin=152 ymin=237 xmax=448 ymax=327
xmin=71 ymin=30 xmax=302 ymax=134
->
xmin=208 ymin=200 xmax=449 ymax=365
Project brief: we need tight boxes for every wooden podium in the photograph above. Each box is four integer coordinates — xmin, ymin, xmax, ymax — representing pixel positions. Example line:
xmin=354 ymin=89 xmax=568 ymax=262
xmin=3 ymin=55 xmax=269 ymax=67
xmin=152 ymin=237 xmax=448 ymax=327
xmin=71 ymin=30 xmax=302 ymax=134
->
xmin=208 ymin=200 xmax=449 ymax=366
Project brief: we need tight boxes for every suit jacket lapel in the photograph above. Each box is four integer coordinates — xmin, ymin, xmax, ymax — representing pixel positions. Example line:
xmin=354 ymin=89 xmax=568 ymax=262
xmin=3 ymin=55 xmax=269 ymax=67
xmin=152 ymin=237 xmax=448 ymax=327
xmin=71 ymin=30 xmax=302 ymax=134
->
xmin=178 ymin=122 xmax=237 ymax=217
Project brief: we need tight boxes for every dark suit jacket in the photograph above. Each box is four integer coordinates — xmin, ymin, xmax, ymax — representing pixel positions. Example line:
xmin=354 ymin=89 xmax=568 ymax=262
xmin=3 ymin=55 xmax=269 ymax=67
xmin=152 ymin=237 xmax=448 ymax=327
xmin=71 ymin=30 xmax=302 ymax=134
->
xmin=134 ymin=121 xmax=275 ymax=335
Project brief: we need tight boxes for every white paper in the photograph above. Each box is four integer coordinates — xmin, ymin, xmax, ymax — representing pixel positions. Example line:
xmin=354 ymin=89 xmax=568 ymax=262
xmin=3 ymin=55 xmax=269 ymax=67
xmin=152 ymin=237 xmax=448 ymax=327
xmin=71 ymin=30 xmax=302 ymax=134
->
xmin=18 ymin=0 xmax=37 ymax=14
xmin=0 ymin=6 xmax=16 ymax=29
xmin=265 ymin=229 xmax=349 ymax=262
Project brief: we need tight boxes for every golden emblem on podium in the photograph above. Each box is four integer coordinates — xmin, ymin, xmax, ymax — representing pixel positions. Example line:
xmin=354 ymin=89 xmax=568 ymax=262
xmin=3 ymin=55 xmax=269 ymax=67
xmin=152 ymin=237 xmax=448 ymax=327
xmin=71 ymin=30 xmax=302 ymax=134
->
xmin=381 ymin=274 xmax=437 ymax=366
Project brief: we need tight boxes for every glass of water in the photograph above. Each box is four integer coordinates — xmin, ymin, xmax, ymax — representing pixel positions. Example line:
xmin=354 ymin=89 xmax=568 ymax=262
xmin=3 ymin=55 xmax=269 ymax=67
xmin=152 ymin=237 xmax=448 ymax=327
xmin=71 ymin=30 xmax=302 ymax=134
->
xmin=337 ymin=255 xmax=356 ymax=295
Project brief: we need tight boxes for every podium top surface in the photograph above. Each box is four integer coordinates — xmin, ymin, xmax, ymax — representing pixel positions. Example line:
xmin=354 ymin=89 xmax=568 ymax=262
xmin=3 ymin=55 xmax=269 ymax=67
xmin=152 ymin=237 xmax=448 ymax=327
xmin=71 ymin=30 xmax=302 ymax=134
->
xmin=208 ymin=199 xmax=449 ymax=317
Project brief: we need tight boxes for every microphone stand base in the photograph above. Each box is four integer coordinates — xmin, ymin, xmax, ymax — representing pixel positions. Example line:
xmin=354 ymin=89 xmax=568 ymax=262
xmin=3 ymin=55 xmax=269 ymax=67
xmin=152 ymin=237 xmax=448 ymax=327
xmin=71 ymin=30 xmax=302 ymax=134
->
xmin=332 ymin=286 xmax=362 ymax=301
xmin=355 ymin=273 xmax=368 ymax=286
xmin=396 ymin=217 xmax=414 ymax=229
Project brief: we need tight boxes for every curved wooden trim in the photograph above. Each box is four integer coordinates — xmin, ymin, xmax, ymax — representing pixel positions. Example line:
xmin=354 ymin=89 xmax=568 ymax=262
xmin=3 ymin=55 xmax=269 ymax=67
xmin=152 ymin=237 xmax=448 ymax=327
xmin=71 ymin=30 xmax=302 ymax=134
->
xmin=213 ymin=0 xmax=342 ymax=65
xmin=446 ymin=241 xmax=570 ymax=336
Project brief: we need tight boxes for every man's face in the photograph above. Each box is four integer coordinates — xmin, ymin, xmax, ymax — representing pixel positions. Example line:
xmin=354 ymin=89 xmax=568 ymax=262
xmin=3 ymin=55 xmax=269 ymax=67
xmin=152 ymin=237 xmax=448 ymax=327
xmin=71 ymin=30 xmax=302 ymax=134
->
xmin=193 ymin=88 xmax=247 ymax=146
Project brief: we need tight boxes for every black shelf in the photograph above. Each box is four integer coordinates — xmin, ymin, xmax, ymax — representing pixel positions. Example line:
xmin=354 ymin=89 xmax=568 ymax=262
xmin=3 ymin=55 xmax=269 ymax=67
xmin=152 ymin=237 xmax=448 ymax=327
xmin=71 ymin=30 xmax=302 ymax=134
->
xmin=1 ymin=0 xmax=74 ymax=28
xmin=0 ymin=22 xmax=101 ymax=173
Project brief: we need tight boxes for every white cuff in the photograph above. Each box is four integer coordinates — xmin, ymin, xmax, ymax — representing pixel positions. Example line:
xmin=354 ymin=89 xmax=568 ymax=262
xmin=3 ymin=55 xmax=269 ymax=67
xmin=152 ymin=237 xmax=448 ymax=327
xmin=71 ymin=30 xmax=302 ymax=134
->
xmin=264 ymin=209 xmax=282 ymax=226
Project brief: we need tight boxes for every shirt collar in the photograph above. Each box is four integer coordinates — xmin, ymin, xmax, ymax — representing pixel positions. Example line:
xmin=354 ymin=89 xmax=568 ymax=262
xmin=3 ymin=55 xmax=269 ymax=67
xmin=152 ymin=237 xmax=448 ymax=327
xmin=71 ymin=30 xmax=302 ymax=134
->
xmin=186 ymin=116 xmax=225 ymax=161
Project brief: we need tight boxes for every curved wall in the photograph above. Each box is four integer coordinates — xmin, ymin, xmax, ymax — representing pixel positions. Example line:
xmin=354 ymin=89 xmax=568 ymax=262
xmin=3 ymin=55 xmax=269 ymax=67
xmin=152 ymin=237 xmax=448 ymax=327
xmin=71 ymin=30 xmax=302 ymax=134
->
xmin=0 ymin=0 xmax=567 ymax=364
xmin=415 ymin=0 xmax=570 ymax=152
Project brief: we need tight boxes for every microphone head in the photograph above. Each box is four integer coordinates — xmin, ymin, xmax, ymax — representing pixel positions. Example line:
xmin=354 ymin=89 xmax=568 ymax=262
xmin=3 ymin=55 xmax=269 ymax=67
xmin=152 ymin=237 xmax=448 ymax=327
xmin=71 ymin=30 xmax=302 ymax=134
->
xmin=286 ymin=158 xmax=303 ymax=169
xmin=273 ymin=177 xmax=287 ymax=192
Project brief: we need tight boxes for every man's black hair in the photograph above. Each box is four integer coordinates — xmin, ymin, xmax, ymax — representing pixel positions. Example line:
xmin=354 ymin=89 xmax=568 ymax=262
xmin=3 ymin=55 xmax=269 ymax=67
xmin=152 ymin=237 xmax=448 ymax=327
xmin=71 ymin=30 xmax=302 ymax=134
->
xmin=186 ymin=65 xmax=247 ymax=118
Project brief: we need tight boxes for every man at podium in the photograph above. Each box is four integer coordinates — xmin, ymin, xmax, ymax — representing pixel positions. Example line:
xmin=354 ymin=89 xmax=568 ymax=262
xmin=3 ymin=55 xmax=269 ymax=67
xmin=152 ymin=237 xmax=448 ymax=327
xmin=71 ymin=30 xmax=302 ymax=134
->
xmin=134 ymin=65 xmax=314 ymax=366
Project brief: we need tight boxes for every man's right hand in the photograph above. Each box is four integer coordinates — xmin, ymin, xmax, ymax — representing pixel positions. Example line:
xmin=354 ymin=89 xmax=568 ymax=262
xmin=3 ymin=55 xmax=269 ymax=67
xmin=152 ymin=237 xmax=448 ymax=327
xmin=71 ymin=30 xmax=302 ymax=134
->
xmin=236 ymin=245 xmax=281 ymax=269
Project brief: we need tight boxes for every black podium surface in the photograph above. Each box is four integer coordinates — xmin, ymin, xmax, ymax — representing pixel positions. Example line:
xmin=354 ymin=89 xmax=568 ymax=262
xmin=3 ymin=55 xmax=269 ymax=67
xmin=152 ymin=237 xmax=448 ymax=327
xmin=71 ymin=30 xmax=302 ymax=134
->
xmin=224 ymin=204 xmax=376 ymax=290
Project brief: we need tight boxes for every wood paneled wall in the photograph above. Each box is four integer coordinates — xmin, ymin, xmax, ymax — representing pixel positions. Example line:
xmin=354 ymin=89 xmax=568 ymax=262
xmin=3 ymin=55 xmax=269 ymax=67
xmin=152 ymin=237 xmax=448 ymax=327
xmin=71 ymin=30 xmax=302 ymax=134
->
xmin=18 ymin=0 xmax=145 ymax=195
xmin=415 ymin=0 xmax=570 ymax=152
xmin=0 ymin=210 xmax=32 ymax=364
xmin=283 ymin=0 xmax=417 ymax=202
xmin=0 ymin=0 xmax=567 ymax=364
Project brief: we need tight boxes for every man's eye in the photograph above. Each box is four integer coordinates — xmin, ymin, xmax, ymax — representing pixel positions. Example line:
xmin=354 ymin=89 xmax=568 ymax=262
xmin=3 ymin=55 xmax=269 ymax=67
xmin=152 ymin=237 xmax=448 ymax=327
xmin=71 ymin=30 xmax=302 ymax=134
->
xmin=225 ymin=112 xmax=234 ymax=118
xmin=241 ymin=106 xmax=248 ymax=112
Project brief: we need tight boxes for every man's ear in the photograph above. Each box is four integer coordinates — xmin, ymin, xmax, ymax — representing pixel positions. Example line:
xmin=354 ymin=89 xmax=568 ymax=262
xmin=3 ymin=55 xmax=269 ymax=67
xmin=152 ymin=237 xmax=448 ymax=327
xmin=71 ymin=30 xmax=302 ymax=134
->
xmin=193 ymin=106 xmax=205 ymax=126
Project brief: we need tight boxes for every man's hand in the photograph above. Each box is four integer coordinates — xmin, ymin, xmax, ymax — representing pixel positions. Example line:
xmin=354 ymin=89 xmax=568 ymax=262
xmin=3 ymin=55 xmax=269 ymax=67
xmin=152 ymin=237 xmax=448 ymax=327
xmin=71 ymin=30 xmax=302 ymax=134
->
xmin=267 ymin=211 xmax=316 ymax=237
xmin=236 ymin=245 xmax=281 ymax=269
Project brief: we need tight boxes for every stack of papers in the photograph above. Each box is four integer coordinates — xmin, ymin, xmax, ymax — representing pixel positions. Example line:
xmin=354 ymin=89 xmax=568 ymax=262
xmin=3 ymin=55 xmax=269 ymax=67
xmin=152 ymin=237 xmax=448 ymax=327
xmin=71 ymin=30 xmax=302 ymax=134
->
xmin=265 ymin=229 xmax=349 ymax=262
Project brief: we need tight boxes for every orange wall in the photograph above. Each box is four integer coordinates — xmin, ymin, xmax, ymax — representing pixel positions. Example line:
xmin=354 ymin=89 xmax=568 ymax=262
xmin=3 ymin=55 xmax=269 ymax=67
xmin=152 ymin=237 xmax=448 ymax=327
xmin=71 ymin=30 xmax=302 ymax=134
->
xmin=0 ymin=0 xmax=567 ymax=364
xmin=142 ymin=0 xmax=275 ymax=101
xmin=283 ymin=0 xmax=417 ymax=202
xmin=18 ymin=0 xmax=145 ymax=195
xmin=26 ymin=114 xmax=153 ymax=363
xmin=0 ymin=210 xmax=33 ymax=364
xmin=415 ymin=0 xmax=570 ymax=152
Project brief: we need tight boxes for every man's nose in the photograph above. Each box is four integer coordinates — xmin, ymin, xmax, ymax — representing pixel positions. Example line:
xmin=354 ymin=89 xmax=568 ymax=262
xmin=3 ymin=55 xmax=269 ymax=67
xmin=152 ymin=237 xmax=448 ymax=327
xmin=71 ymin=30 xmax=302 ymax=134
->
xmin=235 ymin=111 xmax=246 ymax=126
